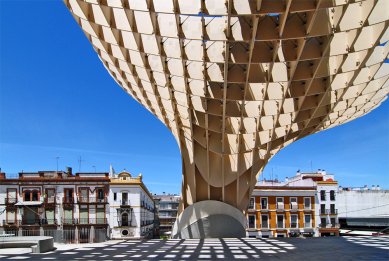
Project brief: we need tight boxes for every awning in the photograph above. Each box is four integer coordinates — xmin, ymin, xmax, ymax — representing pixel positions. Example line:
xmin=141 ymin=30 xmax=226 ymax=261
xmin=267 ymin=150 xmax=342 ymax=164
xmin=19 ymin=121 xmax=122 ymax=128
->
xmin=14 ymin=201 xmax=42 ymax=206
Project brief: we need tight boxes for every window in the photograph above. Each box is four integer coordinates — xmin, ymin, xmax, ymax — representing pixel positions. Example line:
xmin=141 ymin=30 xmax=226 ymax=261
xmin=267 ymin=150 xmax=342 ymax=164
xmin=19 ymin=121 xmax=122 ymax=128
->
xmin=121 ymin=213 xmax=129 ymax=226
xmin=64 ymin=209 xmax=73 ymax=224
xmin=321 ymin=217 xmax=327 ymax=227
xmin=80 ymin=188 xmax=89 ymax=202
xmin=96 ymin=206 xmax=105 ymax=224
xmin=32 ymin=191 xmax=39 ymax=201
xmin=261 ymin=215 xmax=269 ymax=228
xmin=290 ymin=197 xmax=297 ymax=210
xmin=330 ymin=190 xmax=336 ymax=201
xmin=276 ymin=197 xmax=284 ymax=210
xmin=248 ymin=197 xmax=255 ymax=209
xmin=304 ymin=197 xmax=311 ymax=209
xmin=248 ymin=215 xmax=256 ymax=229
xmin=24 ymin=190 xmax=39 ymax=202
xmin=330 ymin=218 xmax=336 ymax=227
xmin=290 ymin=214 xmax=298 ymax=228
xmin=79 ymin=206 xmax=88 ymax=224
xmin=46 ymin=189 xmax=55 ymax=203
xmin=114 ymin=193 xmax=117 ymax=201
xmin=330 ymin=204 xmax=336 ymax=214
xmin=320 ymin=190 xmax=326 ymax=201
xmin=7 ymin=188 xmax=17 ymax=204
xmin=320 ymin=204 xmax=326 ymax=214
xmin=6 ymin=209 xmax=16 ymax=224
xmin=261 ymin=198 xmax=268 ymax=209
xmin=304 ymin=215 xmax=311 ymax=228
xmin=277 ymin=215 xmax=284 ymax=228
xmin=64 ymin=189 xmax=74 ymax=203
xmin=45 ymin=209 xmax=55 ymax=225
xmin=122 ymin=193 xmax=128 ymax=205
xmin=97 ymin=188 xmax=104 ymax=200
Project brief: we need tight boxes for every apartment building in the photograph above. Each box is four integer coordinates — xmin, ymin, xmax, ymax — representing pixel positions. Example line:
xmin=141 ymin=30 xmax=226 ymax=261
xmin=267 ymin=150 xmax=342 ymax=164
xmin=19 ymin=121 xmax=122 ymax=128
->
xmin=109 ymin=171 xmax=155 ymax=239
xmin=248 ymin=181 xmax=316 ymax=238
xmin=0 ymin=167 xmax=156 ymax=242
xmin=0 ymin=169 xmax=110 ymax=243
xmin=247 ymin=170 xmax=340 ymax=238
xmin=154 ymin=194 xmax=180 ymax=236
xmin=286 ymin=170 xmax=340 ymax=236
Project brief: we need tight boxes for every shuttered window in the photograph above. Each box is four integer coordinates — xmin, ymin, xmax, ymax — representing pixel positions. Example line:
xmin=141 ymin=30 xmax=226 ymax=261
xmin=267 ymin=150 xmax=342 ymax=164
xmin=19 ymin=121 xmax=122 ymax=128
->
xmin=7 ymin=210 xmax=16 ymax=223
xmin=64 ymin=209 xmax=73 ymax=224
xmin=80 ymin=208 xmax=88 ymax=224
xmin=96 ymin=207 xmax=105 ymax=224
xmin=46 ymin=210 xmax=55 ymax=224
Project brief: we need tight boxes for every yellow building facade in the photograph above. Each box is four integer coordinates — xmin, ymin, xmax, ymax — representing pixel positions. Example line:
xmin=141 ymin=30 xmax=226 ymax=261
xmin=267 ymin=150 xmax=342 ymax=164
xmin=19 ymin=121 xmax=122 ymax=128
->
xmin=247 ymin=185 xmax=316 ymax=238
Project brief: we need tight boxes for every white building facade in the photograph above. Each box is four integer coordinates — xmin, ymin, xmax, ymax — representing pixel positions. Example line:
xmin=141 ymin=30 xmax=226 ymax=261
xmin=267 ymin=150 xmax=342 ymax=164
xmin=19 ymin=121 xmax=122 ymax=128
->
xmin=108 ymin=171 xmax=155 ymax=239
xmin=286 ymin=171 xmax=340 ymax=236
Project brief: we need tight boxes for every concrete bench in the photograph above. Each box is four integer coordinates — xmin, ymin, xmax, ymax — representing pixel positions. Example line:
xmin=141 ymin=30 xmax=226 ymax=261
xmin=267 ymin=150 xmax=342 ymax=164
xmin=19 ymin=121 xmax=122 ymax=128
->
xmin=0 ymin=236 xmax=54 ymax=253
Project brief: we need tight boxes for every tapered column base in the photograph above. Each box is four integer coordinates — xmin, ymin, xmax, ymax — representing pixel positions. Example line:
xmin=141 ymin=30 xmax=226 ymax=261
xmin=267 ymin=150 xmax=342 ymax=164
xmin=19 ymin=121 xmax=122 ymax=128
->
xmin=171 ymin=200 xmax=246 ymax=239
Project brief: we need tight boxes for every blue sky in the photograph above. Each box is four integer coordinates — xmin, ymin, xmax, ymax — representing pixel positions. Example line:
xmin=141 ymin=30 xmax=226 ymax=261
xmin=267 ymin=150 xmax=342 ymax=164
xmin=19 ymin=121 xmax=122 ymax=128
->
xmin=0 ymin=1 xmax=388 ymax=193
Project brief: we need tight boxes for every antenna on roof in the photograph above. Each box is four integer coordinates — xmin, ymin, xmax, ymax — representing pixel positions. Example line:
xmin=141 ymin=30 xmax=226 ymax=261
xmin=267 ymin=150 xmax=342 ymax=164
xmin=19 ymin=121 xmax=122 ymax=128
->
xmin=55 ymin=156 xmax=60 ymax=173
xmin=78 ymin=156 xmax=85 ymax=172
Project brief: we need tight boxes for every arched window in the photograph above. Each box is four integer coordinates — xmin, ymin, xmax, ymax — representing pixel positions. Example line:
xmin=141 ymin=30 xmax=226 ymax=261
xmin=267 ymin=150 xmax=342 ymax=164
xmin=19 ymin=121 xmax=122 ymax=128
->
xmin=121 ymin=213 xmax=129 ymax=226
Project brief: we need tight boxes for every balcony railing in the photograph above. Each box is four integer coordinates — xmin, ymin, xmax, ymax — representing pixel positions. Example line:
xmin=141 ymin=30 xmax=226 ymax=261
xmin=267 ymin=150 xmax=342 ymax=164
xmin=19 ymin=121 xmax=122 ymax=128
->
xmin=117 ymin=221 xmax=136 ymax=227
xmin=62 ymin=218 xmax=107 ymax=225
xmin=120 ymin=200 xmax=130 ymax=206
xmin=77 ymin=197 xmax=107 ymax=204
xmin=320 ymin=223 xmax=340 ymax=228
xmin=2 ymin=219 xmax=19 ymax=226
xmin=62 ymin=197 xmax=75 ymax=204
xmin=21 ymin=218 xmax=57 ymax=226
xmin=44 ymin=196 xmax=56 ymax=204
xmin=5 ymin=197 xmax=17 ymax=204
xmin=326 ymin=209 xmax=338 ymax=215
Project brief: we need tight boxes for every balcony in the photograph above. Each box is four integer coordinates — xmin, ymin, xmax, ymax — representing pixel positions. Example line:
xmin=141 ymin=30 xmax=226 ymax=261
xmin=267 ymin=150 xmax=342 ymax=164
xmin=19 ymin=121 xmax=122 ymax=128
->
xmin=77 ymin=197 xmax=107 ymax=204
xmin=326 ymin=209 xmax=338 ymax=215
xmin=5 ymin=197 xmax=17 ymax=205
xmin=43 ymin=196 xmax=56 ymax=207
xmin=120 ymin=199 xmax=131 ymax=207
xmin=62 ymin=197 xmax=75 ymax=207
xmin=117 ymin=221 xmax=135 ymax=227
xmin=320 ymin=223 xmax=340 ymax=228
xmin=320 ymin=209 xmax=326 ymax=215
xmin=2 ymin=219 xmax=19 ymax=226
xmin=62 ymin=218 xmax=107 ymax=225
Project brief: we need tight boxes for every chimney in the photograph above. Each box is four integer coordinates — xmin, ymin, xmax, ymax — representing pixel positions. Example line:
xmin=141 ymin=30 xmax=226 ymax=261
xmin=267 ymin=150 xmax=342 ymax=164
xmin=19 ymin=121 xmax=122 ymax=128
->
xmin=66 ymin=167 xmax=72 ymax=176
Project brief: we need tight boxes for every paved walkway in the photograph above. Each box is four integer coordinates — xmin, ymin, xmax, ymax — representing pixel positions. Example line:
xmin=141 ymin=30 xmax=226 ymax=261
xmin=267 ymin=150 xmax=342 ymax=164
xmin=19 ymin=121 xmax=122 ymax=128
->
xmin=0 ymin=236 xmax=387 ymax=260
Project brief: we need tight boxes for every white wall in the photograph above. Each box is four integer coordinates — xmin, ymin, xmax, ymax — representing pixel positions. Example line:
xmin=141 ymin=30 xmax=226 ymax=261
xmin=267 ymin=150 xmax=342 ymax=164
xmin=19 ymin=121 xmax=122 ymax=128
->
xmin=337 ymin=190 xmax=389 ymax=218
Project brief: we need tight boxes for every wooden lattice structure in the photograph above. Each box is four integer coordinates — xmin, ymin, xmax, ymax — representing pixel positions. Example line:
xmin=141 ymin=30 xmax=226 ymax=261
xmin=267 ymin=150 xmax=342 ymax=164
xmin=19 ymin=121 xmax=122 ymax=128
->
xmin=65 ymin=0 xmax=389 ymax=214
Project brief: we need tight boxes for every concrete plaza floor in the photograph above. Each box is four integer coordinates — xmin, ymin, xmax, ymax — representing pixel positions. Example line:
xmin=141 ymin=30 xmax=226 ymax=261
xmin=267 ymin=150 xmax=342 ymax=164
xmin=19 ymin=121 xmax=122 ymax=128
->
xmin=0 ymin=236 xmax=388 ymax=260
